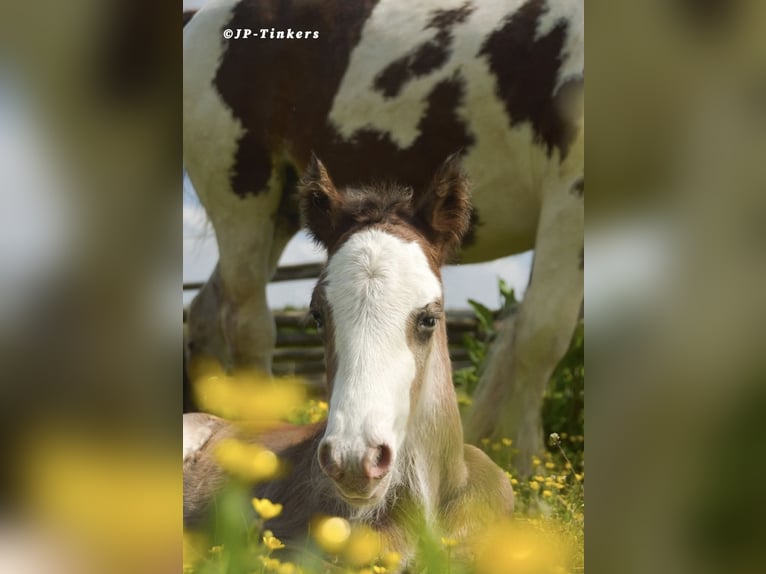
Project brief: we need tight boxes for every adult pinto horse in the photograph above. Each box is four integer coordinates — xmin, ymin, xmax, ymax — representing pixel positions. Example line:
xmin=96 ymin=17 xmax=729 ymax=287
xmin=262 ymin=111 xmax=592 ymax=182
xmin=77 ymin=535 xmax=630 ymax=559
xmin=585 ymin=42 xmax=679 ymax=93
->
xmin=183 ymin=0 xmax=584 ymax=469
xmin=184 ymin=157 xmax=514 ymax=566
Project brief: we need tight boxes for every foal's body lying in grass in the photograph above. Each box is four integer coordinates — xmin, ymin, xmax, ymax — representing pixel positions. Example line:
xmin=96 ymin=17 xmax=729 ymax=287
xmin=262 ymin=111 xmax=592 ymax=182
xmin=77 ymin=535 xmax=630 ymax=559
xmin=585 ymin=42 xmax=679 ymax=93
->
xmin=183 ymin=156 xmax=514 ymax=565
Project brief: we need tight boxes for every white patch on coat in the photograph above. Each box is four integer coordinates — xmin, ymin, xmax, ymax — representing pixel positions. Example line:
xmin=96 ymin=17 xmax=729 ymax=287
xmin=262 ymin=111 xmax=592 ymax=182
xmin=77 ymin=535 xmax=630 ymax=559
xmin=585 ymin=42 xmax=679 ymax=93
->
xmin=322 ymin=229 xmax=442 ymax=464
xmin=183 ymin=0 xmax=244 ymax=206
xmin=536 ymin=0 xmax=584 ymax=94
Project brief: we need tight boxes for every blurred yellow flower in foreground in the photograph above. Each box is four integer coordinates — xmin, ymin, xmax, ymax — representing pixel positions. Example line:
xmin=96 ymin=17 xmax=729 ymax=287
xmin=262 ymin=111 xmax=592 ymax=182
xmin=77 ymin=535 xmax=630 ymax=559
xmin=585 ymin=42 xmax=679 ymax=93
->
xmin=20 ymin=427 xmax=179 ymax=574
xmin=312 ymin=516 xmax=351 ymax=554
xmin=194 ymin=370 xmax=306 ymax=426
xmin=343 ymin=525 xmax=383 ymax=566
xmin=474 ymin=519 xmax=575 ymax=574
xmin=252 ymin=497 xmax=284 ymax=519
xmin=382 ymin=552 xmax=401 ymax=569
xmin=214 ymin=438 xmax=280 ymax=482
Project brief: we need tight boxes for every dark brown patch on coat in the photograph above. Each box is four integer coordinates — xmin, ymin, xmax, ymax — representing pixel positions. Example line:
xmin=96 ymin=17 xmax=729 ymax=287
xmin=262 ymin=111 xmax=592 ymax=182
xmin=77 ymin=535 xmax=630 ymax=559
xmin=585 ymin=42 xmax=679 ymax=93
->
xmin=214 ymin=0 xmax=380 ymax=198
xmin=312 ymin=77 xmax=475 ymax=199
xmin=373 ymin=2 xmax=475 ymax=98
xmin=479 ymin=0 xmax=580 ymax=158
xmin=274 ymin=162 xmax=302 ymax=231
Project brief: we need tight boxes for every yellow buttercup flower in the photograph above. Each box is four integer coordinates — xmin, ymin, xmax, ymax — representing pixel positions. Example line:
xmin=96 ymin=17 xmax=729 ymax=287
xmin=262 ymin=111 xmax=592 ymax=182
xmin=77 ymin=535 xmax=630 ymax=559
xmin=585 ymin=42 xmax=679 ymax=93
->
xmin=252 ymin=497 xmax=284 ymax=520
xmin=441 ymin=537 xmax=458 ymax=548
xmin=263 ymin=531 xmax=286 ymax=550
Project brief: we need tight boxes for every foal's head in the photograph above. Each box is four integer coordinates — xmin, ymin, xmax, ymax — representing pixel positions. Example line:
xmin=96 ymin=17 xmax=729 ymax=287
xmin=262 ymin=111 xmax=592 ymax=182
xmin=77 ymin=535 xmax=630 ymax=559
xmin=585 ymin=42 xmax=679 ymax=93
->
xmin=299 ymin=155 xmax=472 ymax=508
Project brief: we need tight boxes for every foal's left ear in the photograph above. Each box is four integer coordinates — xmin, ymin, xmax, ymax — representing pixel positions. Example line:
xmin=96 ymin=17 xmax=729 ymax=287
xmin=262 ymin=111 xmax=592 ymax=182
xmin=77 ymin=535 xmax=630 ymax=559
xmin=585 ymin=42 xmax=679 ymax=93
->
xmin=415 ymin=153 xmax=472 ymax=263
xmin=299 ymin=155 xmax=343 ymax=248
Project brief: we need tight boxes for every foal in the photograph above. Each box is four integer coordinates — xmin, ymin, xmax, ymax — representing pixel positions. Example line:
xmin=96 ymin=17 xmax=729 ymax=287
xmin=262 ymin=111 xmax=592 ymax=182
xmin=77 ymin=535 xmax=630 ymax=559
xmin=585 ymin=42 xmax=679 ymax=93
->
xmin=183 ymin=155 xmax=514 ymax=564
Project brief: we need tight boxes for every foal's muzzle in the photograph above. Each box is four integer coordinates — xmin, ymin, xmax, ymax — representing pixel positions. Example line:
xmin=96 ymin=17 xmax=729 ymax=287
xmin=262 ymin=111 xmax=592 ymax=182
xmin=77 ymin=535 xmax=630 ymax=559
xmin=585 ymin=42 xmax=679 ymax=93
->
xmin=317 ymin=439 xmax=392 ymax=502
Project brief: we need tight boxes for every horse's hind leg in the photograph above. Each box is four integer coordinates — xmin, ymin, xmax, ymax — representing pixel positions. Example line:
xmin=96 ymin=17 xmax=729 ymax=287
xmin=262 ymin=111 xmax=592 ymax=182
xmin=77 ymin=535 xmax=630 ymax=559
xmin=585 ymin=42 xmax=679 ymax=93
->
xmin=465 ymin=171 xmax=584 ymax=475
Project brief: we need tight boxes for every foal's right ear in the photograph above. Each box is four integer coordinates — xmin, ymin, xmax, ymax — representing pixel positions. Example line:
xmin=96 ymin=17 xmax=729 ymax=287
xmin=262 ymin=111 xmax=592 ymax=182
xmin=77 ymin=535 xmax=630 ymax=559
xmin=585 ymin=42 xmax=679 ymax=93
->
xmin=299 ymin=155 xmax=342 ymax=248
xmin=415 ymin=153 xmax=472 ymax=263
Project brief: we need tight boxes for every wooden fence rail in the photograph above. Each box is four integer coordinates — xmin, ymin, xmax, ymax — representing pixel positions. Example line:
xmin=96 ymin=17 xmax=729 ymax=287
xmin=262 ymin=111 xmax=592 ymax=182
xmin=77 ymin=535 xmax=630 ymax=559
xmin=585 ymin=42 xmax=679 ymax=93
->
xmin=183 ymin=262 xmax=324 ymax=291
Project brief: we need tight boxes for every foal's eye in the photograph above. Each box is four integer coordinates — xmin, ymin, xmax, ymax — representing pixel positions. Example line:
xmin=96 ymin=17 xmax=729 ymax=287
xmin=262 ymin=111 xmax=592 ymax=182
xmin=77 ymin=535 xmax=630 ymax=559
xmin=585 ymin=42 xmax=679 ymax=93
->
xmin=417 ymin=315 xmax=437 ymax=330
xmin=310 ymin=309 xmax=324 ymax=329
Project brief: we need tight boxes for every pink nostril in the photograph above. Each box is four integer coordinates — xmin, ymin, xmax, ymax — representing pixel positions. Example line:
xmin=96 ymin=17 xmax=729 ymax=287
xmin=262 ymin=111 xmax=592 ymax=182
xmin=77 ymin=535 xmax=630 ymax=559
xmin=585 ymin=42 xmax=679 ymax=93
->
xmin=318 ymin=440 xmax=343 ymax=480
xmin=363 ymin=444 xmax=392 ymax=479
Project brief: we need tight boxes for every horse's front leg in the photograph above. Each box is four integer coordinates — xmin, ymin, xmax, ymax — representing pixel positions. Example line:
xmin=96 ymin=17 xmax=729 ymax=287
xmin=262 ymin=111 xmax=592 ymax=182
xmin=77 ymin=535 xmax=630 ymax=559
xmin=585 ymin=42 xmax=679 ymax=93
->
xmin=465 ymin=173 xmax=583 ymax=475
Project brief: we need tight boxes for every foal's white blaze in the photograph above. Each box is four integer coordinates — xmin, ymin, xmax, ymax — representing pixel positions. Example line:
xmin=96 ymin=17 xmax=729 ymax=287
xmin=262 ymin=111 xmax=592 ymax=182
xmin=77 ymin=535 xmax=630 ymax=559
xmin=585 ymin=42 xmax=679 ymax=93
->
xmin=323 ymin=229 xmax=442 ymax=468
